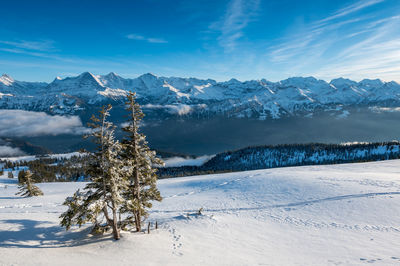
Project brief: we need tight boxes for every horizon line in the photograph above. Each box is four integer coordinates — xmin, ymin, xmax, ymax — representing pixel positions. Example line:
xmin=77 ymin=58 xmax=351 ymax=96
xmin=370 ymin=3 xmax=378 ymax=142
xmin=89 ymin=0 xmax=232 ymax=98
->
xmin=1 ymin=71 xmax=398 ymax=85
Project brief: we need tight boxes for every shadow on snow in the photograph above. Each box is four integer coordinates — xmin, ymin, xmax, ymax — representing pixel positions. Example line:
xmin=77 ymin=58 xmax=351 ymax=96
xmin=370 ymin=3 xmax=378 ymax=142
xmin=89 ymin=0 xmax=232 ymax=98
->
xmin=0 ymin=219 xmax=113 ymax=248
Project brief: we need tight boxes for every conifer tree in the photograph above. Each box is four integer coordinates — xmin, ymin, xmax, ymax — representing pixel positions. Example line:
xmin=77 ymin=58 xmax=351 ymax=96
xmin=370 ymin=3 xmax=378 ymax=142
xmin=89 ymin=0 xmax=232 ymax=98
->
xmin=60 ymin=105 xmax=126 ymax=240
xmin=15 ymin=170 xmax=43 ymax=197
xmin=18 ymin=170 xmax=26 ymax=183
xmin=120 ymin=92 xmax=163 ymax=232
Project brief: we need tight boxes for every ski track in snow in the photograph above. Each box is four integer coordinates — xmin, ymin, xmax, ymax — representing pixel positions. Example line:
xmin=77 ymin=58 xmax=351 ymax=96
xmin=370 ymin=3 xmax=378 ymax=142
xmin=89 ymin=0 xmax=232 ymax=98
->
xmin=157 ymin=191 xmax=400 ymax=213
xmin=164 ymin=174 xmax=258 ymax=199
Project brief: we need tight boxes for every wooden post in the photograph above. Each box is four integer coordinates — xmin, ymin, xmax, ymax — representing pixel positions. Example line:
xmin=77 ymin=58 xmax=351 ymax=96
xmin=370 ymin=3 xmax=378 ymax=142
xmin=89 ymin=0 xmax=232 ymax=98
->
xmin=147 ymin=222 xmax=150 ymax=234
xmin=155 ymin=221 xmax=158 ymax=230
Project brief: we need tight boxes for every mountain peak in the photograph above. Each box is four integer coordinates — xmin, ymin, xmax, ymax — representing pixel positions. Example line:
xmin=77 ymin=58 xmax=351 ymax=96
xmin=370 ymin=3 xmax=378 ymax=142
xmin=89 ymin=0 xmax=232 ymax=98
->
xmin=105 ymin=72 xmax=119 ymax=78
xmin=0 ymin=74 xmax=14 ymax=85
xmin=225 ymin=78 xmax=241 ymax=85
xmin=359 ymin=78 xmax=384 ymax=87
xmin=1 ymin=73 xmax=12 ymax=78
xmin=286 ymin=76 xmax=318 ymax=82
xmin=330 ymin=78 xmax=357 ymax=87
xmin=52 ymin=76 xmax=63 ymax=82
xmin=331 ymin=77 xmax=353 ymax=82
xmin=78 ymin=72 xmax=96 ymax=79
xmin=76 ymin=72 xmax=104 ymax=86
xmin=280 ymin=76 xmax=322 ymax=87
xmin=139 ymin=73 xmax=158 ymax=79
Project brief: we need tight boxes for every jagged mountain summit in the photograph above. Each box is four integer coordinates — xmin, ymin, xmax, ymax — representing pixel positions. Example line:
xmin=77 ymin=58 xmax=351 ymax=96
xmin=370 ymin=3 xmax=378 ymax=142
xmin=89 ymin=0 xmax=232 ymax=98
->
xmin=1 ymin=72 xmax=400 ymax=119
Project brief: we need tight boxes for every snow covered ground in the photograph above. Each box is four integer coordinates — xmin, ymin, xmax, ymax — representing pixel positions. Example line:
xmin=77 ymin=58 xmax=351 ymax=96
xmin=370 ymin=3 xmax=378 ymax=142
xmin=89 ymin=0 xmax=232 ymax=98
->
xmin=1 ymin=160 xmax=400 ymax=265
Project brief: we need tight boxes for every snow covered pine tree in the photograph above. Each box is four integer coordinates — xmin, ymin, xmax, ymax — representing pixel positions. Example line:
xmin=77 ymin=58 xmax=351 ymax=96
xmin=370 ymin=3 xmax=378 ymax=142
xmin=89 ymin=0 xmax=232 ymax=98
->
xmin=120 ymin=92 xmax=163 ymax=232
xmin=60 ymin=104 xmax=127 ymax=240
xmin=15 ymin=170 xmax=43 ymax=197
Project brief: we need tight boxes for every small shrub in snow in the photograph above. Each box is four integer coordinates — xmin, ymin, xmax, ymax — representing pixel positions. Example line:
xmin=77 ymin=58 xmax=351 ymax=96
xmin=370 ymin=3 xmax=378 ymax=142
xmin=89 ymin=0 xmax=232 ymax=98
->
xmin=15 ymin=170 xmax=43 ymax=197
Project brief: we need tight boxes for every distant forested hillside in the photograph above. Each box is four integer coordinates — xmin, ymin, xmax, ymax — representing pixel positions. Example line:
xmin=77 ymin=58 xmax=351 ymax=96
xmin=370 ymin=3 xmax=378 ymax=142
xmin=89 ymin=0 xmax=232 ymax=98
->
xmin=158 ymin=142 xmax=400 ymax=178
xmin=3 ymin=142 xmax=400 ymax=181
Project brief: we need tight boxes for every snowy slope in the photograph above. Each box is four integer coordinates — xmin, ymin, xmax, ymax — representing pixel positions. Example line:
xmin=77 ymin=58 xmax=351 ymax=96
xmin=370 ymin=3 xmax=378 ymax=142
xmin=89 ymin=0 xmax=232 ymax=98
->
xmin=1 ymin=160 xmax=400 ymax=265
xmin=1 ymin=72 xmax=400 ymax=118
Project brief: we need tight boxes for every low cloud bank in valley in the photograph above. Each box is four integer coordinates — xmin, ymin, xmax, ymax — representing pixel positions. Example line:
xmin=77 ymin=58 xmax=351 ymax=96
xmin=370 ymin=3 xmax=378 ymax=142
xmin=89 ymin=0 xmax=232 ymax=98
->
xmin=143 ymin=104 xmax=207 ymax=115
xmin=0 ymin=110 xmax=89 ymax=137
xmin=370 ymin=106 xmax=400 ymax=113
xmin=0 ymin=145 xmax=25 ymax=157
xmin=163 ymin=155 xmax=215 ymax=167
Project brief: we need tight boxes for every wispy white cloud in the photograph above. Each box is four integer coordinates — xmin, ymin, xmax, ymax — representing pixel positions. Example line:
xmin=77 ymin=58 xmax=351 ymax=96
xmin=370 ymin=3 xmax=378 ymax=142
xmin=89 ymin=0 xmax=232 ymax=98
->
xmin=0 ymin=39 xmax=131 ymax=71
xmin=0 ymin=47 xmax=50 ymax=58
xmin=265 ymin=0 xmax=400 ymax=81
xmin=126 ymin=34 xmax=167 ymax=43
xmin=209 ymin=0 xmax=260 ymax=52
xmin=0 ymin=39 xmax=57 ymax=59
xmin=318 ymin=0 xmax=385 ymax=24
xmin=268 ymin=16 xmax=367 ymax=63
xmin=314 ymin=16 xmax=400 ymax=81
xmin=0 ymin=40 xmax=55 ymax=52
xmin=0 ymin=38 xmax=67 ymax=61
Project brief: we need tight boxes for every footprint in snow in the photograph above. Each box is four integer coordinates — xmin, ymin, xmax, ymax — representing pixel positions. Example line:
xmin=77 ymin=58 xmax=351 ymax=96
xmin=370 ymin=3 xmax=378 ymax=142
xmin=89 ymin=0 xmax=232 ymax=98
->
xmin=169 ymin=228 xmax=183 ymax=256
xmin=284 ymin=207 xmax=295 ymax=211
xmin=360 ymin=258 xmax=382 ymax=263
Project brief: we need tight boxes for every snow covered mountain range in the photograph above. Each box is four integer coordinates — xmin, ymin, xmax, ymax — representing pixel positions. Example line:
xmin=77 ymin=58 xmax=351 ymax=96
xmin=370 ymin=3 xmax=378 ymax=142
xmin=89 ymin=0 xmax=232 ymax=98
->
xmin=1 ymin=72 xmax=400 ymax=119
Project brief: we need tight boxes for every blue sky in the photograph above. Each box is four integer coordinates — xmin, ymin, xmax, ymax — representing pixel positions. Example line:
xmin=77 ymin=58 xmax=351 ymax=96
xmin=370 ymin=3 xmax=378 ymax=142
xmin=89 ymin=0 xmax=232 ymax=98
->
xmin=0 ymin=0 xmax=399 ymax=82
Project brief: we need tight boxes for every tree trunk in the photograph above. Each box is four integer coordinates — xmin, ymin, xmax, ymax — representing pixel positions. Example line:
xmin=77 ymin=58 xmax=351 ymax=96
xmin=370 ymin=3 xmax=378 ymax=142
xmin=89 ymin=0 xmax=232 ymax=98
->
xmin=133 ymin=171 xmax=141 ymax=232
xmin=111 ymin=207 xmax=120 ymax=240
xmin=105 ymin=203 xmax=121 ymax=240
xmin=130 ymin=102 xmax=141 ymax=233
xmin=135 ymin=212 xmax=141 ymax=232
xmin=26 ymin=175 xmax=32 ymax=196
xmin=103 ymin=206 xmax=113 ymax=226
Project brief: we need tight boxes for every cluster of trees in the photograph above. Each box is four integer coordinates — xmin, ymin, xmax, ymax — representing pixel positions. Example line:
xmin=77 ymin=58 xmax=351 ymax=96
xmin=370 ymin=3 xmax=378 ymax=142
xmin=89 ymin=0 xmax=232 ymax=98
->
xmin=1 ymin=160 xmax=17 ymax=170
xmin=207 ymin=142 xmax=400 ymax=172
xmin=157 ymin=166 xmax=230 ymax=179
xmin=60 ymin=93 xmax=163 ymax=240
xmin=1 ymin=155 xmax=88 ymax=183
xmin=4 ymin=141 xmax=400 ymax=181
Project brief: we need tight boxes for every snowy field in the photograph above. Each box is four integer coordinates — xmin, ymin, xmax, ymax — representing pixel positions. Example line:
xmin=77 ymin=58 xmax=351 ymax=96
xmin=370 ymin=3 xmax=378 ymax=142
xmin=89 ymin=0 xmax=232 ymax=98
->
xmin=1 ymin=160 xmax=400 ymax=265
